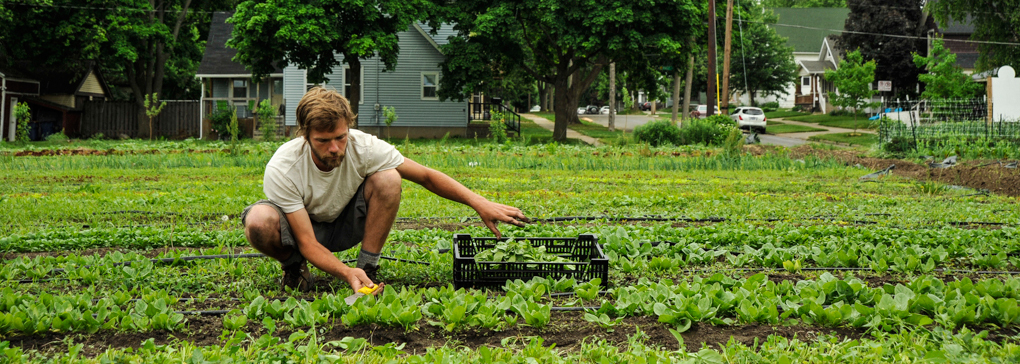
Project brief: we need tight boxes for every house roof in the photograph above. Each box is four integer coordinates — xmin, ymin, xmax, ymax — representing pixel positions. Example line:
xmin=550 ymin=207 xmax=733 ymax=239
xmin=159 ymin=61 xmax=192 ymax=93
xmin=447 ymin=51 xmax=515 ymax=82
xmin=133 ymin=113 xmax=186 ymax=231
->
xmin=197 ymin=12 xmax=283 ymax=77
xmin=1 ymin=61 xmax=110 ymax=96
xmin=938 ymin=15 xmax=975 ymax=34
xmin=800 ymin=60 xmax=836 ymax=74
xmin=768 ymin=8 xmax=850 ymax=53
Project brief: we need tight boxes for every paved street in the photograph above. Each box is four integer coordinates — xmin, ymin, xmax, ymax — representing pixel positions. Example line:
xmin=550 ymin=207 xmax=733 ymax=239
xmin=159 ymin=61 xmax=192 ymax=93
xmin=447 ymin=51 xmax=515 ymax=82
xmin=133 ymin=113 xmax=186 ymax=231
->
xmin=525 ymin=112 xmax=868 ymax=148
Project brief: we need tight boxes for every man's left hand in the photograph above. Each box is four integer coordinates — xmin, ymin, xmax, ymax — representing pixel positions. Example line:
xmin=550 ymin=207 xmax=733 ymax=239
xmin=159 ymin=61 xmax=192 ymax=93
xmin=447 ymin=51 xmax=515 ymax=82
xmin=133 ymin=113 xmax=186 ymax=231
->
xmin=475 ymin=201 xmax=531 ymax=238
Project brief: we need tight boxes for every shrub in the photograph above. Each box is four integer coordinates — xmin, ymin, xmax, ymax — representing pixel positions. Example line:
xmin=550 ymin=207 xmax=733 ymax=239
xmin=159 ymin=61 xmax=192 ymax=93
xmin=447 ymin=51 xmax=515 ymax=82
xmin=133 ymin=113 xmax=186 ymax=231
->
xmin=722 ymin=127 xmax=744 ymax=157
xmin=705 ymin=114 xmax=736 ymax=128
xmin=489 ymin=111 xmax=508 ymax=144
xmin=210 ymin=108 xmax=235 ymax=140
xmin=45 ymin=129 xmax=69 ymax=143
xmin=679 ymin=117 xmax=737 ymax=146
xmin=14 ymin=102 xmax=30 ymax=142
xmin=255 ymin=100 xmax=277 ymax=142
xmin=883 ymin=136 xmax=916 ymax=154
xmin=760 ymin=102 xmax=779 ymax=112
xmin=633 ymin=119 xmax=682 ymax=146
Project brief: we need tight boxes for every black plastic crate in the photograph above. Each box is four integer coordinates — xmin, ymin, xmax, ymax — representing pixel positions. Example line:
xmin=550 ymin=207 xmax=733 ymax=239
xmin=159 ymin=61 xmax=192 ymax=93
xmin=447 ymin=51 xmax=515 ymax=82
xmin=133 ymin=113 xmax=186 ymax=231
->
xmin=453 ymin=234 xmax=609 ymax=290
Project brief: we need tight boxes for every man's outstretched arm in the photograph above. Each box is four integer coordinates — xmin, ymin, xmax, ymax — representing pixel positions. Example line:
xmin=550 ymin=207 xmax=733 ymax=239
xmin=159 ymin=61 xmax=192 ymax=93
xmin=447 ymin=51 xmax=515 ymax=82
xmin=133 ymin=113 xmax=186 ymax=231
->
xmin=395 ymin=158 xmax=530 ymax=238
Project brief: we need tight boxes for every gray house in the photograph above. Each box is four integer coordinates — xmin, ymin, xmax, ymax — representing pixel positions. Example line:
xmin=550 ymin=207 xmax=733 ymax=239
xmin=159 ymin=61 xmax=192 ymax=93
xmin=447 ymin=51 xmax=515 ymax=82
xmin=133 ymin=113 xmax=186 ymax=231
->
xmin=199 ymin=12 xmax=478 ymax=139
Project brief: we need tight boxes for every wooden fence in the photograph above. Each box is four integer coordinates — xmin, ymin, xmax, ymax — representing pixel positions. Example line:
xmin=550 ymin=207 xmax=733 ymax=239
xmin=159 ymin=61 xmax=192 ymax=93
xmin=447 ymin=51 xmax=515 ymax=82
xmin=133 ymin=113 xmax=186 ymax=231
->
xmin=81 ymin=100 xmax=200 ymax=139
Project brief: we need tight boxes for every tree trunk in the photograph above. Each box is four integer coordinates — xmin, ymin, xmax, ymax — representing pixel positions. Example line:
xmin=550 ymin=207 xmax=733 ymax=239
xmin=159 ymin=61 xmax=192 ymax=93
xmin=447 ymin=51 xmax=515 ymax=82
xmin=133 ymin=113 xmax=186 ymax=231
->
xmin=552 ymin=75 xmax=578 ymax=141
xmin=608 ymin=62 xmax=615 ymax=131
xmin=683 ymin=55 xmax=694 ymax=120
xmin=671 ymin=70 xmax=681 ymax=122
xmin=346 ymin=55 xmax=362 ymax=127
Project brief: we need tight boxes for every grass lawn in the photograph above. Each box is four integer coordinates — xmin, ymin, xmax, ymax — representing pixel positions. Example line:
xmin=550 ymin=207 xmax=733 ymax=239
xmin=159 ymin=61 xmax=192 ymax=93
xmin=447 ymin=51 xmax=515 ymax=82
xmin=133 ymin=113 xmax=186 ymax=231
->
xmin=570 ymin=118 xmax=629 ymax=143
xmin=765 ymin=111 xmax=810 ymax=119
xmin=808 ymin=132 xmax=879 ymax=147
xmin=765 ymin=120 xmax=827 ymax=134
xmin=784 ymin=114 xmax=877 ymax=130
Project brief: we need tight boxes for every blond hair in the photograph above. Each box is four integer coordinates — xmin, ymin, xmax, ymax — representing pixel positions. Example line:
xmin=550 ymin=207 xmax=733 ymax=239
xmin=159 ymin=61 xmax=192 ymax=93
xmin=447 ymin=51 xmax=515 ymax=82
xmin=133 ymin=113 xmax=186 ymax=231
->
xmin=295 ymin=87 xmax=357 ymax=140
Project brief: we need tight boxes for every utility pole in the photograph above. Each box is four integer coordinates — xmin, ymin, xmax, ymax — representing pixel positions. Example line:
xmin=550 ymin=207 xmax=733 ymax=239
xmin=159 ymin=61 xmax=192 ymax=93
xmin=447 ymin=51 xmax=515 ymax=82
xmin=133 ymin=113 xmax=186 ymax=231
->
xmin=707 ymin=0 xmax=717 ymax=117
xmin=609 ymin=62 xmax=616 ymax=131
xmin=722 ymin=0 xmax=734 ymax=114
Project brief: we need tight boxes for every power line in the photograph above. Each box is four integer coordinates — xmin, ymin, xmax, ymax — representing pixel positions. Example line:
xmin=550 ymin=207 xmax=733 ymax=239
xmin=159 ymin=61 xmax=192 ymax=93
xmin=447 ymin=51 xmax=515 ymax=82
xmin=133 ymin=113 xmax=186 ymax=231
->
xmin=756 ymin=19 xmax=1020 ymax=47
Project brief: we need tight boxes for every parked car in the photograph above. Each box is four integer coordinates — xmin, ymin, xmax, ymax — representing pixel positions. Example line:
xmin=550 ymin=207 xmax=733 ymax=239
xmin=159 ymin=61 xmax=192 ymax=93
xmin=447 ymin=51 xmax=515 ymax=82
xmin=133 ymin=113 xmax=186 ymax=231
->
xmin=577 ymin=107 xmax=586 ymax=115
xmin=584 ymin=105 xmax=600 ymax=115
xmin=730 ymin=106 xmax=767 ymax=133
xmin=599 ymin=106 xmax=611 ymax=114
xmin=530 ymin=105 xmax=541 ymax=112
xmin=690 ymin=104 xmax=720 ymax=119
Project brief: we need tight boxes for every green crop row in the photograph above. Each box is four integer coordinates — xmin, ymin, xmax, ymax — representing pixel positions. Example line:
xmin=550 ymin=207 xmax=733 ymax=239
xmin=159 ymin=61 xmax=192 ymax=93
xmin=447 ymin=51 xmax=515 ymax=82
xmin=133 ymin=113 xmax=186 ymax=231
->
xmin=5 ymin=273 xmax=1020 ymax=337
xmin=5 ymin=325 xmax=1019 ymax=363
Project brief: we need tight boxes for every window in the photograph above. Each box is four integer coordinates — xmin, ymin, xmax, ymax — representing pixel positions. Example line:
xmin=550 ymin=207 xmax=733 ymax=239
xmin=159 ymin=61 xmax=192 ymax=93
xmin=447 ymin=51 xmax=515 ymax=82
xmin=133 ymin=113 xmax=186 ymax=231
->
xmin=273 ymin=79 xmax=284 ymax=95
xmin=422 ymin=72 xmax=438 ymax=100
xmin=801 ymin=77 xmax=811 ymax=87
xmin=343 ymin=66 xmax=364 ymax=104
xmin=233 ymin=79 xmax=248 ymax=98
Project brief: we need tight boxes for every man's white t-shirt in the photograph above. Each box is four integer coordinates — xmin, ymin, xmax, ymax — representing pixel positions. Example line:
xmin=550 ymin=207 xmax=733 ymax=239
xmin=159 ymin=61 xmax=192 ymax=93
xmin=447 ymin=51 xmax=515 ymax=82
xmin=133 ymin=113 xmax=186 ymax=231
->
xmin=263 ymin=129 xmax=404 ymax=223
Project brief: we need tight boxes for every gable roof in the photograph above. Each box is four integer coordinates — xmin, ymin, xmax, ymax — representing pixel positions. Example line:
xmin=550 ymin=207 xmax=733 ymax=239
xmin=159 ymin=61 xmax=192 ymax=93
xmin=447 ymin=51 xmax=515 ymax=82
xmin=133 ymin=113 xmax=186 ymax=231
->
xmin=2 ymin=61 xmax=110 ymax=96
xmin=769 ymin=8 xmax=850 ymax=53
xmin=197 ymin=12 xmax=283 ymax=77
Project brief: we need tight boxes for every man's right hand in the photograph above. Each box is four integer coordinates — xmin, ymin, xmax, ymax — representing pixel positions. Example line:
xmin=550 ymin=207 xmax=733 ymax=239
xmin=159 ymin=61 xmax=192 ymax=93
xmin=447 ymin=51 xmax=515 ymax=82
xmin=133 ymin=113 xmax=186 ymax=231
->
xmin=342 ymin=267 xmax=383 ymax=295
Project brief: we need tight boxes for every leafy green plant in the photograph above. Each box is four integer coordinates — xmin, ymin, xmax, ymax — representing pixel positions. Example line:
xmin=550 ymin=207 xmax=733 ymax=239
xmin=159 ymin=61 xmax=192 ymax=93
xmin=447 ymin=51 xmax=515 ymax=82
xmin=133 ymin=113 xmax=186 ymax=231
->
xmin=14 ymin=102 xmax=30 ymax=143
xmin=382 ymin=105 xmax=397 ymax=139
xmin=474 ymin=239 xmax=574 ymax=269
xmin=633 ymin=119 xmax=681 ymax=146
xmin=144 ymin=93 xmax=167 ymax=141
xmin=489 ymin=111 xmax=509 ymax=144
xmin=210 ymin=107 xmax=235 ymax=140
xmin=255 ymin=99 xmax=277 ymax=142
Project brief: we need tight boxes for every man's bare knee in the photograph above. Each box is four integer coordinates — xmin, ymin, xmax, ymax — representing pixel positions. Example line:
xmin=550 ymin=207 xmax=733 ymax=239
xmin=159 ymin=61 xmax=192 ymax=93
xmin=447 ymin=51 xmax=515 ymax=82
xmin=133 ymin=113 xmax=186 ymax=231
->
xmin=244 ymin=205 xmax=282 ymax=251
xmin=365 ymin=169 xmax=401 ymax=205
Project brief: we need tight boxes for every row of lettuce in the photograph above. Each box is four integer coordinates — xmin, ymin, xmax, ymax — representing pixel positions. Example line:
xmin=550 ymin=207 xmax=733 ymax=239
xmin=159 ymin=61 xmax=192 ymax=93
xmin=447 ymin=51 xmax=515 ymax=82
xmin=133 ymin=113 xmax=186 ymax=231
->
xmin=4 ymin=274 xmax=1020 ymax=336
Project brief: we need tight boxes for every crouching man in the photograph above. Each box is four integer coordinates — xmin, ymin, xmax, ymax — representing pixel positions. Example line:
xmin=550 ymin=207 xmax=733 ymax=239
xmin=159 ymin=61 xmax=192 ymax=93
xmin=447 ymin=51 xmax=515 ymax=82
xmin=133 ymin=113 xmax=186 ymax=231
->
xmin=241 ymin=87 xmax=530 ymax=292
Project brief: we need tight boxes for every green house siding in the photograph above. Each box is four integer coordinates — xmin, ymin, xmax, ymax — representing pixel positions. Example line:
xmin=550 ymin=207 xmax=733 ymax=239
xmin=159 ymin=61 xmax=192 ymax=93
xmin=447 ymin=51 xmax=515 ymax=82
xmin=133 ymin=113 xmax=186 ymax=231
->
xmin=769 ymin=8 xmax=850 ymax=53
xmin=283 ymin=25 xmax=467 ymax=129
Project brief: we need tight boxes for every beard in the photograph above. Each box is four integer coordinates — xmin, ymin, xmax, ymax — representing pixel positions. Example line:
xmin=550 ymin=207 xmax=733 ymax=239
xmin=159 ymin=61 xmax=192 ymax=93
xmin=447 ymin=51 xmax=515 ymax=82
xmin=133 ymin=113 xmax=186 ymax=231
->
xmin=312 ymin=147 xmax=344 ymax=169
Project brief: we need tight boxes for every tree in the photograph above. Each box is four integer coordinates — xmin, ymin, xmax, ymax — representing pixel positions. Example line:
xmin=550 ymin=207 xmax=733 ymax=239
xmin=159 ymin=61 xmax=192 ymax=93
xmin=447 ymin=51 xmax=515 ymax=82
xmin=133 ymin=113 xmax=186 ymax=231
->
xmin=928 ymin=0 xmax=1020 ymax=71
xmin=761 ymin=0 xmax=846 ymax=7
xmin=144 ymin=93 xmax=168 ymax=141
xmin=912 ymin=38 xmax=982 ymax=100
xmin=229 ymin=0 xmax=434 ymax=122
xmin=437 ymin=0 xmax=704 ymax=141
xmin=837 ymin=0 xmax=929 ymax=99
xmin=727 ymin=5 xmax=798 ymax=105
xmin=0 ymin=0 xmax=229 ymax=138
xmin=824 ymin=50 xmax=878 ymax=133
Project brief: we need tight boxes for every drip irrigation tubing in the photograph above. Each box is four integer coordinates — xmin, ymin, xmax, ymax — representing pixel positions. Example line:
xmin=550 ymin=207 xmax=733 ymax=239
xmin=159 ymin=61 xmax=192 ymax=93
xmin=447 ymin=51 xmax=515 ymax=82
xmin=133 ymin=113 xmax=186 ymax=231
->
xmin=44 ymin=253 xmax=431 ymax=274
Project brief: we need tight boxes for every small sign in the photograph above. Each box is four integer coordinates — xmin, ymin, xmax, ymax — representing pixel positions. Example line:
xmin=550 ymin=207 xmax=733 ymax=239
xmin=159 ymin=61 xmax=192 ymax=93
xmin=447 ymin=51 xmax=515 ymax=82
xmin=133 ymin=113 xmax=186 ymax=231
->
xmin=878 ymin=80 xmax=892 ymax=91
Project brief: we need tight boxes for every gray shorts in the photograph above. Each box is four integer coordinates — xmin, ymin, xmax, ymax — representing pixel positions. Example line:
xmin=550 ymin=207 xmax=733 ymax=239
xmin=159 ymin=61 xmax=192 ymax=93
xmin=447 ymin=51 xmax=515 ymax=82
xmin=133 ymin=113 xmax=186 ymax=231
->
xmin=240 ymin=183 xmax=367 ymax=266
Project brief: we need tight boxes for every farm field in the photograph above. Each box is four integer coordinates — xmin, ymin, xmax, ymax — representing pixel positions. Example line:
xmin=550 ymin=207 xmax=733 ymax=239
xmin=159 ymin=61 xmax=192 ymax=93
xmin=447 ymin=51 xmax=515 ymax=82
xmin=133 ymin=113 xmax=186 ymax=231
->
xmin=2 ymin=139 xmax=1020 ymax=362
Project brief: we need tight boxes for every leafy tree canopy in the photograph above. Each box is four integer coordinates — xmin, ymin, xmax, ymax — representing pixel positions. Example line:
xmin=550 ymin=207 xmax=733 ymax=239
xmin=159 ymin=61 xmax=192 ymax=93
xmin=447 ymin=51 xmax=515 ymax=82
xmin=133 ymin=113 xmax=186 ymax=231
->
xmin=727 ymin=4 xmax=799 ymax=105
xmin=824 ymin=49 xmax=878 ymax=114
xmin=837 ymin=0 xmax=928 ymax=99
xmin=0 ymin=0 xmax=228 ymax=135
xmin=928 ymin=0 xmax=1020 ymax=71
xmin=437 ymin=0 xmax=704 ymax=141
xmin=913 ymin=38 xmax=982 ymax=100
xmin=229 ymin=0 xmax=436 ymax=118
xmin=761 ymin=0 xmax=846 ymax=8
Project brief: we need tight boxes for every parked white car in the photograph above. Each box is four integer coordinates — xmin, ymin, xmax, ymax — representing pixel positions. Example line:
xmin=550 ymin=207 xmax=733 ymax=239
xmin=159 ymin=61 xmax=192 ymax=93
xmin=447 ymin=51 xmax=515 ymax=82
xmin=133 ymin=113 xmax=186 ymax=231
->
xmin=599 ymin=106 xmax=610 ymax=115
xmin=730 ymin=106 xmax=767 ymax=133
xmin=530 ymin=105 xmax=541 ymax=112
xmin=577 ymin=107 xmax=586 ymax=115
